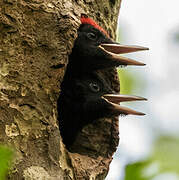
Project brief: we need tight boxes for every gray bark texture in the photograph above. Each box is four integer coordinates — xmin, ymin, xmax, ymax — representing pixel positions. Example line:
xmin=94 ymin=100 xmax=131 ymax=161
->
xmin=0 ymin=0 xmax=121 ymax=179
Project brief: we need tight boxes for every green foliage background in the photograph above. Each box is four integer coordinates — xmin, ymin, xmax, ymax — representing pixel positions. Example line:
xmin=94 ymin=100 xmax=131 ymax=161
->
xmin=117 ymin=27 xmax=179 ymax=179
xmin=124 ymin=136 xmax=179 ymax=180
xmin=118 ymin=69 xmax=136 ymax=94
xmin=118 ymin=63 xmax=179 ymax=180
xmin=0 ymin=146 xmax=14 ymax=180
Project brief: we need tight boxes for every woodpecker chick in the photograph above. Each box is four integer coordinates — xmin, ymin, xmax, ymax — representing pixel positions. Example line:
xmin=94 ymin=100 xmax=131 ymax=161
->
xmin=58 ymin=73 xmax=146 ymax=148
xmin=67 ymin=15 xmax=149 ymax=74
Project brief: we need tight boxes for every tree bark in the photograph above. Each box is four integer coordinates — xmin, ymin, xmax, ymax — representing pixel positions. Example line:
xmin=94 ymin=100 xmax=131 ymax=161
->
xmin=0 ymin=0 xmax=121 ymax=179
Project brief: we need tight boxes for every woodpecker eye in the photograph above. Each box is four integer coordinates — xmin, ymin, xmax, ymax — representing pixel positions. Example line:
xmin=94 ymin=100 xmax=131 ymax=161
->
xmin=87 ymin=32 xmax=97 ymax=40
xmin=89 ymin=82 xmax=100 ymax=92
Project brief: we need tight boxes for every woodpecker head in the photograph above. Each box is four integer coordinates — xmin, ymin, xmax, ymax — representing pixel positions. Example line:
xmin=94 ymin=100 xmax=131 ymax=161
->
xmin=68 ymin=14 xmax=149 ymax=72
xmin=76 ymin=76 xmax=146 ymax=118
xmin=62 ymin=73 xmax=146 ymax=120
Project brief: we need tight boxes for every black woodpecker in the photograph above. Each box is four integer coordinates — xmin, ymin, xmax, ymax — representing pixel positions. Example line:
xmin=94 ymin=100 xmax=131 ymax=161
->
xmin=66 ymin=14 xmax=149 ymax=75
xmin=58 ymin=15 xmax=148 ymax=149
xmin=58 ymin=72 xmax=146 ymax=148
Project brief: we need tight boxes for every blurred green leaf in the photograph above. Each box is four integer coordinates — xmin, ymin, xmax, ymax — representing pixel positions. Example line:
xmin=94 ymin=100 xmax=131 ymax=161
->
xmin=124 ymin=136 xmax=179 ymax=180
xmin=0 ymin=146 xmax=14 ymax=180
xmin=125 ymin=160 xmax=147 ymax=180
xmin=152 ymin=136 xmax=179 ymax=174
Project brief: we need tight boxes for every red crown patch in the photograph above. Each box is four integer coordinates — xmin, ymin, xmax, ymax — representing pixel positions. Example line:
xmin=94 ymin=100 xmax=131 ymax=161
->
xmin=80 ymin=14 xmax=109 ymax=37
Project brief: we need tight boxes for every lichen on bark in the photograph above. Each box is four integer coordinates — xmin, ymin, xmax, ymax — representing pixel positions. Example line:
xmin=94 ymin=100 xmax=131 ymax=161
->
xmin=0 ymin=0 xmax=122 ymax=179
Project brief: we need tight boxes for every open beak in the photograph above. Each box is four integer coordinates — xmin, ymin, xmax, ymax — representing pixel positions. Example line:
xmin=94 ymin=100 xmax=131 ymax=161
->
xmin=99 ymin=43 xmax=149 ymax=66
xmin=103 ymin=94 xmax=147 ymax=103
xmin=100 ymin=44 xmax=149 ymax=54
xmin=102 ymin=94 xmax=147 ymax=116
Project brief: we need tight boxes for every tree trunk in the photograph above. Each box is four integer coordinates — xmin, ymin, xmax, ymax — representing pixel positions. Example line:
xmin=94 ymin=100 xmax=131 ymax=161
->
xmin=0 ymin=0 xmax=121 ymax=179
